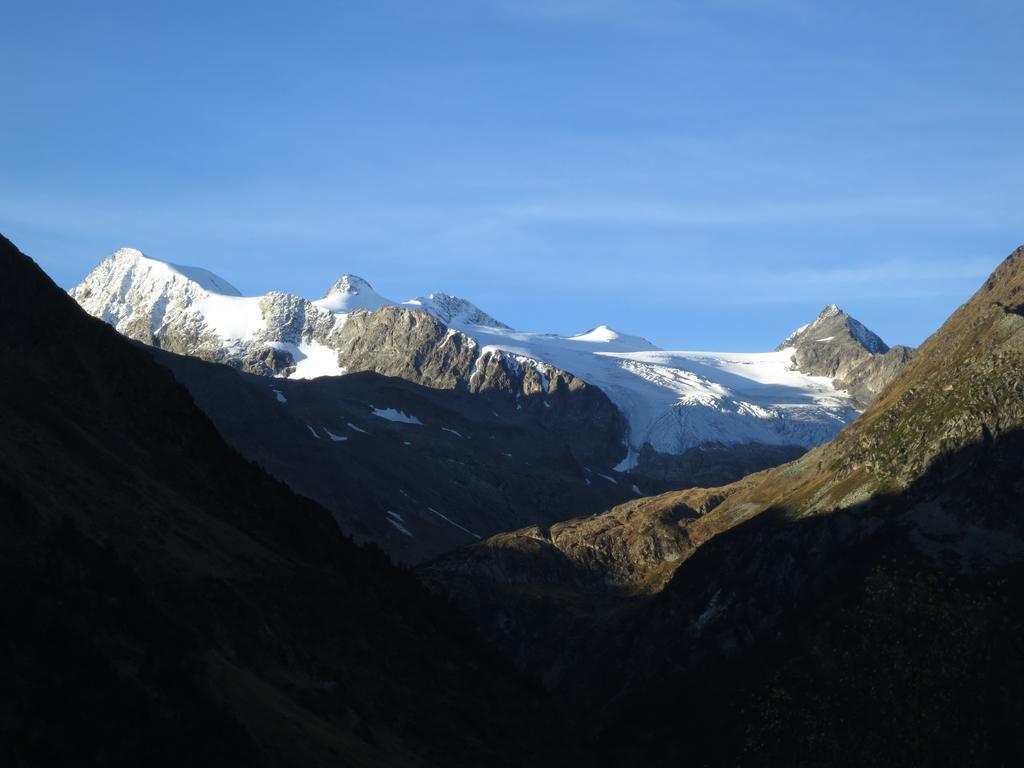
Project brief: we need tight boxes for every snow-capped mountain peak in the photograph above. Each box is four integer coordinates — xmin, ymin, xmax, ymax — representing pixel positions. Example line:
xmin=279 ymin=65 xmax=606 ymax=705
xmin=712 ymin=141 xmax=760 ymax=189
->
xmin=402 ymin=293 xmax=511 ymax=330
xmin=314 ymin=274 xmax=394 ymax=314
xmin=88 ymin=247 xmax=243 ymax=297
xmin=70 ymin=248 xmax=351 ymax=379
xmin=818 ymin=303 xmax=842 ymax=320
xmin=568 ymin=325 xmax=659 ymax=350
xmin=70 ymin=247 xmax=249 ymax=338
xmin=324 ymin=273 xmax=376 ymax=297
xmin=69 ymin=249 xmax=910 ymax=478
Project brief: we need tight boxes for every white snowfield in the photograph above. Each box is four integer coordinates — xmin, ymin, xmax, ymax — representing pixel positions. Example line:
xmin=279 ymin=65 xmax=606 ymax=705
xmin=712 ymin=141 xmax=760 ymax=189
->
xmin=71 ymin=248 xmax=863 ymax=466
xmin=371 ymin=407 xmax=423 ymax=425
xmin=442 ymin=323 xmax=859 ymax=468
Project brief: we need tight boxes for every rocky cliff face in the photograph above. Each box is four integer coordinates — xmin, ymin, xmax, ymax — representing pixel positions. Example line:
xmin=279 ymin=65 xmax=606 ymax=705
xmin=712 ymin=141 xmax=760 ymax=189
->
xmin=778 ymin=303 xmax=914 ymax=405
xmin=333 ymin=306 xmax=479 ymax=388
xmin=404 ymin=292 xmax=511 ymax=329
xmin=834 ymin=342 xmax=915 ymax=404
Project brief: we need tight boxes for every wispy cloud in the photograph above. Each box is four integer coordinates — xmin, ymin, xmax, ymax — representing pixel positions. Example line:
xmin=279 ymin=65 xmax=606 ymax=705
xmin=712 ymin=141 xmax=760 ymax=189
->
xmin=515 ymin=255 xmax=999 ymax=303
xmin=697 ymin=258 xmax=998 ymax=305
xmin=461 ymin=192 xmax=1012 ymax=235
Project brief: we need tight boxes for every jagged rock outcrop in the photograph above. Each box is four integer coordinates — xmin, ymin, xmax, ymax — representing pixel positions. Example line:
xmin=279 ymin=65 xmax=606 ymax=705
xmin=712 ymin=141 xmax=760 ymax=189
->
xmin=779 ymin=303 xmax=913 ymax=405
xmin=834 ymin=343 xmax=915 ymax=404
xmin=334 ymin=306 xmax=479 ymax=388
xmin=405 ymin=292 xmax=511 ymax=329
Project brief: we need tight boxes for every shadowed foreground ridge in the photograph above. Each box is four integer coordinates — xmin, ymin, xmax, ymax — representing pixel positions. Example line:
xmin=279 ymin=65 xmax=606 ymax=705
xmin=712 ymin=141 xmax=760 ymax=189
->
xmin=424 ymin=245 xmax=1024 ymax=766
xmin=0 ymin=234 xmax=555 ymax=767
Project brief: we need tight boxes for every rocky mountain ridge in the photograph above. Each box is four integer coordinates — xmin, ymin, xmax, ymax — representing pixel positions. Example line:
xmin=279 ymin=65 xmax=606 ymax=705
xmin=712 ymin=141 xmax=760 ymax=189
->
xmin=70 ymin=247 xmax=910 ymax=489
xmin=71 ymin=248 xmax=591 ymax=407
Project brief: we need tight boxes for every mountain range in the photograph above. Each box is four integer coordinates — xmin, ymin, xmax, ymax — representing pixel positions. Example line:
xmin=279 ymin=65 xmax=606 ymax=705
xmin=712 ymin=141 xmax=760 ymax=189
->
xmin=70 ymin=249 xmax=910 ymax=532
xmin=5 ymin=233 xmax=1022 ymax=767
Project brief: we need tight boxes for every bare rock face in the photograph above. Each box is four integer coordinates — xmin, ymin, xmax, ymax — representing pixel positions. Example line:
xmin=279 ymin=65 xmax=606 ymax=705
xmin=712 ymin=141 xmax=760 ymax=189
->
xmin=255 ymin=291 xmax=334 ymax=345
xmin=334 ymin=306 xmax=628 ymax=467
xmin=404 ymin=292 xmax=511 ymax=329
xmin=333 ymin=306 xmax=602 ymax=404
xmin=779 ymin=303 xmax=913 ymax=405
xmin=334 ymin=306 xmax=479 ymax=389
xmin=835 ymin=343 xmax=915 ymax=405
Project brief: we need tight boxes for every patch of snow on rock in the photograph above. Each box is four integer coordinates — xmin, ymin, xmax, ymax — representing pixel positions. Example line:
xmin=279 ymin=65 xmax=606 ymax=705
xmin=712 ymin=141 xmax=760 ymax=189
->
xmin=370 ymin=407 xmax=423 ymax=425
xmin=385 ymin=512 xmax=414 ymax=537
xmin=426 ymin=507 xmax=481 ymax=540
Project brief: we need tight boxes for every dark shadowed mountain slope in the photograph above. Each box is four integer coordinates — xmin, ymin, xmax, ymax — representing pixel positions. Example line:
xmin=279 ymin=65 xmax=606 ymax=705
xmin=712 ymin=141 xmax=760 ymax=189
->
xmin=150 ymin=349 xmax=636 ymax=563
xmin=0 ymin=234 xmax=555 ymax=767
xmin=424 ymin=245 xmax=1024 ymax=766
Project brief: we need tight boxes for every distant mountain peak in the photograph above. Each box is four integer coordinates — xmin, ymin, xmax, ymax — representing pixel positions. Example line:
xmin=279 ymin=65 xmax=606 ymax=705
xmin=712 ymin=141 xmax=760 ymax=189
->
xmin=74 ymin=247 xmax=243 ymax=309
xmin=574 ymin=325 xmax=621 ymax=342
xmin=779 ymin=304 xmax=888 ymax=355
xmin=324 ymin=273 xmax=376 ymax=297
xmin=818 ymin=303 xmax=843 ymax=320
xmin=110 ymin=246 xmax=145 ymax=262
xmin=568 ymin=325 xmax=658 ymax=350
xmin=773 ymin=302 xmax=907 ymax=405
xmin=402 ymin=292 xmax=511 ymax=330
xmin=107 ymin=247 xmax=242 ymax=296
xmin=315 ymin=274 xmax=393 ymax=314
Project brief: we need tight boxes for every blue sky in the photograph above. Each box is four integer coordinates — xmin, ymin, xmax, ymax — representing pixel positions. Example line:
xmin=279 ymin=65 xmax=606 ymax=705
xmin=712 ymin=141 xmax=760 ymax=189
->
xmin=2 ymin=0 xmax=1021 ymax=349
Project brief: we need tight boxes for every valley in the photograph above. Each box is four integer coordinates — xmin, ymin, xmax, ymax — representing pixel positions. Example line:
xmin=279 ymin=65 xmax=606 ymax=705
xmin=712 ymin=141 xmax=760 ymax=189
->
xmin=3 ymin=234 xmax=1021 ymax=767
